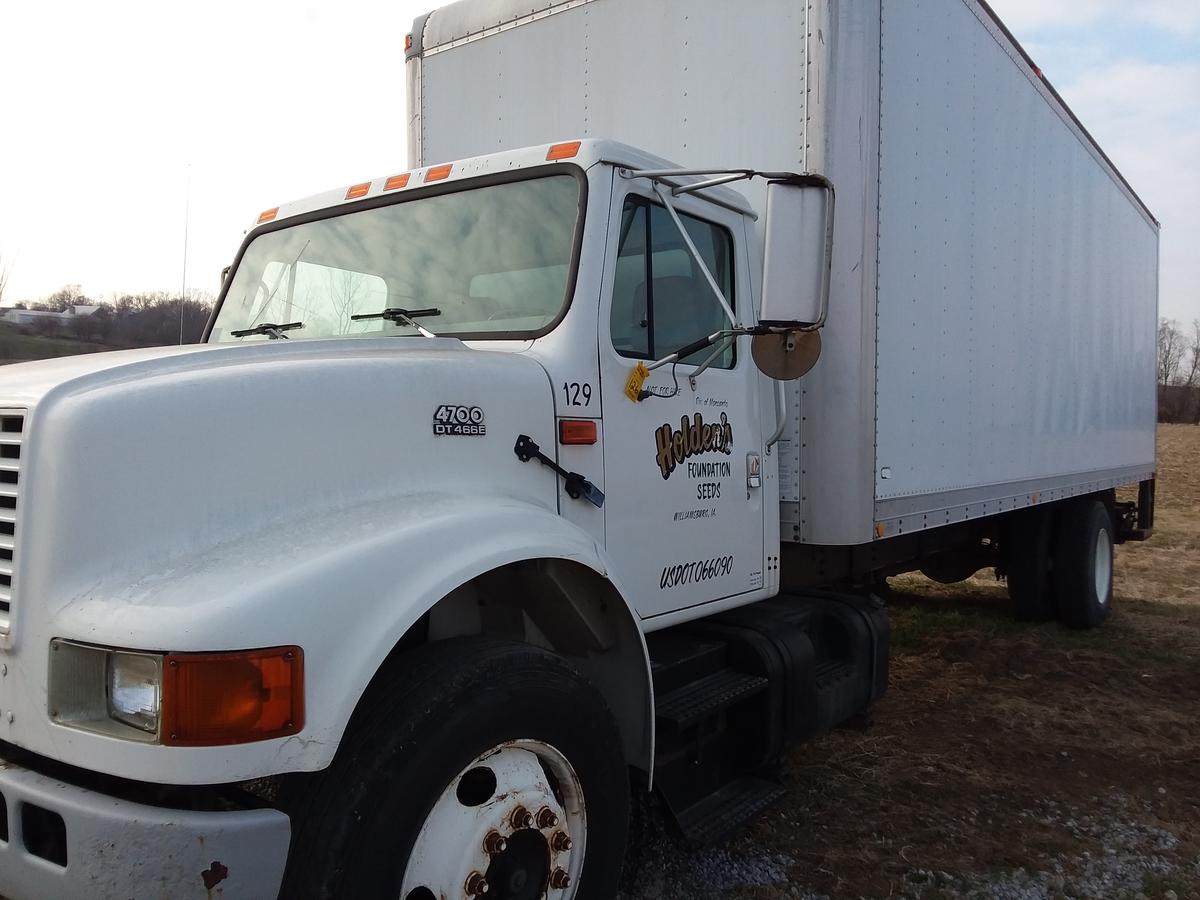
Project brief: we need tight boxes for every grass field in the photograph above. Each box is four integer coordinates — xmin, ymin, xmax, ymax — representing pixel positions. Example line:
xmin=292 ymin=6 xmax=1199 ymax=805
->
xmin=637 ymin=425 xmax=1200 ymax=899
xmin=0 ymin=328 xmax=115 ymax=364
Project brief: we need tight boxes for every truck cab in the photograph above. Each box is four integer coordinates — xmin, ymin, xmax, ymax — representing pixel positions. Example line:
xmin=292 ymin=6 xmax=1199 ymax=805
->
xmin=0 ymin=140 xmax=849 ymax=900
xmin=209 ymin=140 xmax=811 ymax=622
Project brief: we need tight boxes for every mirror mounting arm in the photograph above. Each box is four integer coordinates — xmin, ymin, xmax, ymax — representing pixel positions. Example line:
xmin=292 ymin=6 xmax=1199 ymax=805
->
xmin=651 ymin=183 xmax=739 ymax=329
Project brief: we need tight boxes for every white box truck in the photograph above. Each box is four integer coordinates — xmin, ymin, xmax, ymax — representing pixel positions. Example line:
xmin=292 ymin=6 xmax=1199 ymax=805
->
xmin=0 ymin=0 xmax=1157 ymax=897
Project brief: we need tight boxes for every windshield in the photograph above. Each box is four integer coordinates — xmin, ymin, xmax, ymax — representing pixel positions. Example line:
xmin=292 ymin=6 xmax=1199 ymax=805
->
xmin=209 ymin=173 xmax=583 ymax=343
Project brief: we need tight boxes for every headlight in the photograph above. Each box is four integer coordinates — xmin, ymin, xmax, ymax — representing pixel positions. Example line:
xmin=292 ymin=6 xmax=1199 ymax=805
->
xmin=107 ymin=651 xmax=161 ymax=734
xmin=49 ymin=639 xmax=303 ymax=746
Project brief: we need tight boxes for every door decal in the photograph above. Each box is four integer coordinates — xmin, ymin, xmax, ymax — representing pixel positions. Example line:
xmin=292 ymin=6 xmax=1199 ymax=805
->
xmin=653 ymin=412 xmax=734 ymax=480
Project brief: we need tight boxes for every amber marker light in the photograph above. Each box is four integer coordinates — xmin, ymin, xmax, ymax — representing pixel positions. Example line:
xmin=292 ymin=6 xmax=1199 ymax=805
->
xmin=547 ymin=141 xmax=582 ymax=161
xmin=346 ymin=182 xmax=372 ymax=200
xmin=161 ymin=646 xmax=303 ymax=747
xmin=425 ymin=164 xmax=453 ymax=182
xmin=559 ymin=419 xmax=598 ymax=446
xmin=257 ymin=207 xmax=279 ymax=224
xmin=384 ymin=173 xmax=412 ymax=191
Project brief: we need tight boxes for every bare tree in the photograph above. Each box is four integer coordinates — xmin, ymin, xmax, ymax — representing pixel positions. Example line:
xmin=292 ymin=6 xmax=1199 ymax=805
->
xmin=1184 ymin=319 xmax=1200 ymax=390
xmin=326 ymin=270 xmax=371 ymax=334
xmin=1158 ymin=318 xmax=1186 ymax=386
xmin=43 ymin=284 xmax=85 ymax=312
xmin=0 ymin=254 xmax=10 ymax=307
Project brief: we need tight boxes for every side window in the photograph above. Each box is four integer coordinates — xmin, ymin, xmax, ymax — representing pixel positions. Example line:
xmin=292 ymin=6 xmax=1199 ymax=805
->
xmin=610 ymin=198 xmax=736 ymax=368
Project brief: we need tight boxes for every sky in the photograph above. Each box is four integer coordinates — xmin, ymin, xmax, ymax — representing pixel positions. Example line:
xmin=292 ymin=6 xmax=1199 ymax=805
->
xmin=0 ymin=0 xmax=1196 ymax=322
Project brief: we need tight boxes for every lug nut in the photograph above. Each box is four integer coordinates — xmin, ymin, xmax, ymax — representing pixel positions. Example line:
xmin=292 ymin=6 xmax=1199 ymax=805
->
xmin=466 ymin=872 xmax=490 ymax=895
xmin=551 ymin=831 xmax=573 ymax=852
xmin=484 ymin=830 xmax=507 ymax=855
xmin=550 ymin=868 xmax=571 ymax=890
xmin=510 ymin=806 xmax=534 ymax=830
xmin=536 ymin=806 xmax=559 ymax=829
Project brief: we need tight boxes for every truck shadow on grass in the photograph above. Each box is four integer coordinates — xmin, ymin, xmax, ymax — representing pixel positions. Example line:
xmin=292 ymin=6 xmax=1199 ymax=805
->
xmin=743 ymin=574 xmax=1200 ymax=899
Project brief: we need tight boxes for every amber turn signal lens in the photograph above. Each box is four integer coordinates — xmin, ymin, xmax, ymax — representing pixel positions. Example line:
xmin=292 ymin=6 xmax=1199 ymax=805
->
xmin=546 ymin=141 xmax=582 ymax=161
xmin=161 ymin=647 xmax=303 ymax=747
xmin=559 ymin=419 xmax=597 ymax=445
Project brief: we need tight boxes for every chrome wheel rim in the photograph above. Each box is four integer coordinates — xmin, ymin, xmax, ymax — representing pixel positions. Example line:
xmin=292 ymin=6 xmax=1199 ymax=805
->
xmin=1095 ymin=528 xmax=1112 ymax=606
xmin=400 ymin=739 xmax=585 ymax=900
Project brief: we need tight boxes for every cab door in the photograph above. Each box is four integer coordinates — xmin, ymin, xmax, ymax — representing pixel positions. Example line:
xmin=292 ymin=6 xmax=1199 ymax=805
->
xmin=598 ymin=182 xmax=766 ymax=620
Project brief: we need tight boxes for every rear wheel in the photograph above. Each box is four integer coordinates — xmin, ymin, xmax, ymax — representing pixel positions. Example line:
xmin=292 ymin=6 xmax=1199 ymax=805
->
xmin=1005 ymin=508 xmax=1057 ymax=621
xmin=1052 ymin=499 xmax=1114 ymax=630
xmin=282 ymin=638 xmax=630 ymax=900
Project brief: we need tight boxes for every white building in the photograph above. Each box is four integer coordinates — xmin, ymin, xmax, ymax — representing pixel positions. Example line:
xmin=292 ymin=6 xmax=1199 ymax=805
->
xmin=1 ymin=305 xmax=100 ymax=326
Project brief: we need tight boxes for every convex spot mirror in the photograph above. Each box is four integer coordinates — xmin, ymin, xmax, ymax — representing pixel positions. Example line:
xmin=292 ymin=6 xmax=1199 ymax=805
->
xmin=759 ymin=175 xmax=835 ymax=332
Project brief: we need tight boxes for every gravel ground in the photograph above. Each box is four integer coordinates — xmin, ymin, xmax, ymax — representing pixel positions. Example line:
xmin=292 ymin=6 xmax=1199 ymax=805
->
xmin=620 ymin=792 xmax=1200 ymax=899
xmin=618 ymin=834 xmax=808 ymax=899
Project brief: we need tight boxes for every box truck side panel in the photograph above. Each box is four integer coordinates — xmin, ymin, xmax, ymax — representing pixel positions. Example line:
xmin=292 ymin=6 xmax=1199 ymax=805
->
xmin=873 ymin=0 xmax=1158 ymax=524
xmin=779 ymin=0 xmax=884 ymax=547
xmin=414 ymin=0 xmax=809 ymax=179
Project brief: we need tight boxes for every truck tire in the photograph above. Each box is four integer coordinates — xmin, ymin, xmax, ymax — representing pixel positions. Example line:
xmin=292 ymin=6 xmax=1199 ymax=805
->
xmin=1005 ymin=508 xmax=1057 ymax=621
xmin=281 ymin=638 xmax=630 ymax=900
xmin=1052 ymin=498 xmax=1114 ymax=630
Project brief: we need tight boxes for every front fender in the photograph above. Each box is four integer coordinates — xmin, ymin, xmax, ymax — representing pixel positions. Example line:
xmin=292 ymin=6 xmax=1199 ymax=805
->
xmin=41 ymin=494 xmax=652 ymax=784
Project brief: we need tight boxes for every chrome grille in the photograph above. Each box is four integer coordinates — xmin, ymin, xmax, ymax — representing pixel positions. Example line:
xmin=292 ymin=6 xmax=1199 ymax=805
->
xmin=0 ymin=410 xmax=24 ymax=631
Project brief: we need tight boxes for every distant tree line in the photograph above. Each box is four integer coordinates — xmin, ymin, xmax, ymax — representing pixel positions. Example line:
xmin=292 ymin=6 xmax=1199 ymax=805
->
xmin=7 ymin=286 xmax=215 ymax=348
xmin=1158 ymin=318 xmax=1200 ymax=424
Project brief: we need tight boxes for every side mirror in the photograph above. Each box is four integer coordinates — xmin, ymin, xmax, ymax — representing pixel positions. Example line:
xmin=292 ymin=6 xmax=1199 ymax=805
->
xmin=759 ymin=175 xmax=835 ymax=329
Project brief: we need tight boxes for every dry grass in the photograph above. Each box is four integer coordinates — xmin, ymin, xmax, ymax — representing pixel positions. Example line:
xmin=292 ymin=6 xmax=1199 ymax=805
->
xmin=733 ymin=425 xmax=1200 ymax=899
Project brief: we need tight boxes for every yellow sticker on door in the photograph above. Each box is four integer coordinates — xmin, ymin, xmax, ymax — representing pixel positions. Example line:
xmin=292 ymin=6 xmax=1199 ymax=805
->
xmin=624 ymin=362 xmax=650 ymax=403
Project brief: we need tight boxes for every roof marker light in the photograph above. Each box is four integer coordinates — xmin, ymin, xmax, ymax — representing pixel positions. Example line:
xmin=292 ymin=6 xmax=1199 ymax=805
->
xmin=257 ymin=208 xmax=279 ymax=224
xmin=425 ymin=164 xmax=453 ymax=183
xmin=346 ymin=182 xmax=372 ymax=200
xmin=547 ymin=141 xmax=582 ymax=161
xmin=384 ymin=173 xmax=412 ymax=191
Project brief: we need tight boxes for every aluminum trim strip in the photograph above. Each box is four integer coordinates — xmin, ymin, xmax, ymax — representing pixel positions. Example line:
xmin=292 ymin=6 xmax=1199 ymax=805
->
xmin=873 ymin=464 xmax=1154 ymax=538
xmin=422 ymin=0 xmax=598 ymax=58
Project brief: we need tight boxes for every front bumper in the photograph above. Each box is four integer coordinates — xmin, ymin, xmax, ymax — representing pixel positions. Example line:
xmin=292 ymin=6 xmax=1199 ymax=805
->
xmin=0 ymin=757 xmax=290 ymax=900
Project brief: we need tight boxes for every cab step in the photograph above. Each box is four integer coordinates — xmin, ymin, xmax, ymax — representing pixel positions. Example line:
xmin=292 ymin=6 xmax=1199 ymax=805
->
xmin=655 ymin=669 xmax=768 ymax=729
xmin=672 ymin=777 xmax=786 ymax=844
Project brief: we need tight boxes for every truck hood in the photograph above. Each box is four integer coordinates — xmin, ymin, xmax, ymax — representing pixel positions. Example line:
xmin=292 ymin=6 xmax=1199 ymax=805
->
xmin=0 ymin=338 xmax=559 ymax=648
xmin=0 ymin=344 xmax=223 ymax=407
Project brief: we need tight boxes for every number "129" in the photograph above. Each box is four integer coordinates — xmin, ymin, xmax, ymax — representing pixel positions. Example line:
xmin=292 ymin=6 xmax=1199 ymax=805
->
xmin=562 ymin=382 xmax=593 ymax=407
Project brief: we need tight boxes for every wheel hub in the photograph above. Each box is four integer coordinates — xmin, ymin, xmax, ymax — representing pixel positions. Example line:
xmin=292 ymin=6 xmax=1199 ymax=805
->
xmin=486 ymin=829 xmax=549 ymax=899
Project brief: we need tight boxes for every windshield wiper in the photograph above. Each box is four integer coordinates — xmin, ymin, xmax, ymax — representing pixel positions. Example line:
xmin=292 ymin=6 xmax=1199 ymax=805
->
xmin=230 ymin=321 xmax=304 ymax=340
xmin=351 ymin=307 xmax=441 ymax=338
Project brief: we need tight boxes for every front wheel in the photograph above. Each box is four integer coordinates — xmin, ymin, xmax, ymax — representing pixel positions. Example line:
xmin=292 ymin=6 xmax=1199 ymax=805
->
xmin=282 ymin=638 xmax=630 ymax=900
